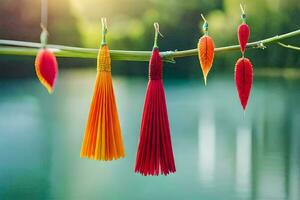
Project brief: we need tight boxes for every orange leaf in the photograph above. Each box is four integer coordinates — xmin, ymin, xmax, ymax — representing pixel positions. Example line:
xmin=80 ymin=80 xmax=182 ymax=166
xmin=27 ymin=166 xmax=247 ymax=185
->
xmin=198 ymin=35 xmax=215 ymax=85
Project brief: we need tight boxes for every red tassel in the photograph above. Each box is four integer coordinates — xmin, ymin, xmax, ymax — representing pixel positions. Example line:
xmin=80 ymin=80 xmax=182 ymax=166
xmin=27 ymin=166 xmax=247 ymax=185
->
xmin=35 ymin=49 xmax=58 ymax=93
xmin=235 ymin=57 xmax=253 ymax=110
xmin=135 ymin=48 xmax=176 ymax=176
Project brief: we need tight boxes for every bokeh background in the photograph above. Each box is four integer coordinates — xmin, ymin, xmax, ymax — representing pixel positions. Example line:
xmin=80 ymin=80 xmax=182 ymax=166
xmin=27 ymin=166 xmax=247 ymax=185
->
xmin=0 ymin=0 xmax=300 ymax=199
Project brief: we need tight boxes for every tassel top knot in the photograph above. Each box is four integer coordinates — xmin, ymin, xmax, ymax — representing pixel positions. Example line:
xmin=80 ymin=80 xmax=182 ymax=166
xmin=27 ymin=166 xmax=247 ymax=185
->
xmin=149 ymin=48 xmax=162 ymax=80
xmin=97 ymin=45 xmax=111 ymax=72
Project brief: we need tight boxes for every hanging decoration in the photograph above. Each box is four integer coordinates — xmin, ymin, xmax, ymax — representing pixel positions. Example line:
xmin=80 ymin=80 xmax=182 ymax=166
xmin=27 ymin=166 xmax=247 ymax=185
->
xmin=80 ymin=18 xmax=125 ymax=161
xmin=235 ymin=58 xmax=253 ymax=110
xmin=35 ymin=41 xmax=58 ymax=93
xmin=237 ymin=4 xmax=250 ymax=54
xmin=198 ymin=14 xmax=215 ymax=85
xmin=1 ymin=0 xmax=300 ymax=178
xmin=235 ymin=4 xmax=253 ymax=111
xmin=35 ymin=0 xmax=58 ymax=93
xmin=134 ymin=23 xmax=176 ymax=176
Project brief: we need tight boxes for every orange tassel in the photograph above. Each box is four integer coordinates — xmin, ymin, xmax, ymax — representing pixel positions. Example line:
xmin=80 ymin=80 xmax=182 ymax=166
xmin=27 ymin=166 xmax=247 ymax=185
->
xmin=80 ymin=44 xmax=125 ymax=161
xmin=197 ymin=14 xmax=215 ymax=85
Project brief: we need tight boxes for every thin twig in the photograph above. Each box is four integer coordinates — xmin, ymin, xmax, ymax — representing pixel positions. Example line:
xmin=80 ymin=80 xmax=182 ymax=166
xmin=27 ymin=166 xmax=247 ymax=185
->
xmin=278 ymin=42 xmax=300 ymax=51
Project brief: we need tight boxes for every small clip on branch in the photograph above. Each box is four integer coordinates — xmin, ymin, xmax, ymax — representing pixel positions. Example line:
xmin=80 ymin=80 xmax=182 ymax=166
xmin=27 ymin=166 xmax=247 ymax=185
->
xmin=153 ymin=22 xmax=163 ymax=49
xmin=240 ymin=4 xmax=246 ymax=23
xmin=101 ymin=17 xmax=108 ymax=46
xmin=40 ymin=23 xmax=48 ymax=48
xmin=201 ymin=14 xmax=208 ymax=35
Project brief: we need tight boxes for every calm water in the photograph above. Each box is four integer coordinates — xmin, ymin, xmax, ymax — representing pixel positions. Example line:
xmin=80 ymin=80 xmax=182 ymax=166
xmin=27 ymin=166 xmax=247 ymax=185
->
xmin=0 ymin=69 xmax=299 ymax=200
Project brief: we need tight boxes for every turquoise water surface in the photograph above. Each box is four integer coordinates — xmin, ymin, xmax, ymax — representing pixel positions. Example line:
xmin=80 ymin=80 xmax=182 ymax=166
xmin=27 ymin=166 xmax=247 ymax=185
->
xmin=0 ymin=69 xmax=299 ymax=200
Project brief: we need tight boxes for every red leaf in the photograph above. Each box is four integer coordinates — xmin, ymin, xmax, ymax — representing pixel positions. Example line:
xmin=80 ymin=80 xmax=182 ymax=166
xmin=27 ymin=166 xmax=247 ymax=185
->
xmin=238 ymin=23 xmax=250 ymax=53
xmin=35 ymin=49 xmax=58 ymax=93
xmin=135 ymin=48 xmax=176 ymax=176
xmin=235 ymin=57 xmax=253 ymax=110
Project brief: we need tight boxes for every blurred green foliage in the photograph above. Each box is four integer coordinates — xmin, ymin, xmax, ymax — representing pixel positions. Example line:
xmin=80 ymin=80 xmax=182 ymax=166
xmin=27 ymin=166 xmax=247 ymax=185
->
xmin=0 ymin=0 xmax=300 ymax=78
xmin=0 ymin=0 xmax=81 ymax=45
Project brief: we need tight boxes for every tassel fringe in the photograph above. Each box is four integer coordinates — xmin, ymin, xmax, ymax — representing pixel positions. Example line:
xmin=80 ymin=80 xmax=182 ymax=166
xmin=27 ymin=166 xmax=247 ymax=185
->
xmin=135 ymin=48 xmax=176 ymax=176
xmin=80 ymin=45 xmax=125 ymax=161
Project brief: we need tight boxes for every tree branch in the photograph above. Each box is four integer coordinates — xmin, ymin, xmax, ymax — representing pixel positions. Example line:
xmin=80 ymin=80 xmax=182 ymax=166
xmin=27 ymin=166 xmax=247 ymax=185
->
xmin=0 ymin=28 xmax=300 ymax=63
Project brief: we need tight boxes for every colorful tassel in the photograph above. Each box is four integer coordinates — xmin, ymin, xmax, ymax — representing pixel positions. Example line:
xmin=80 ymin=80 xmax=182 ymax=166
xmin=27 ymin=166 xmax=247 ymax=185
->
xmin=235 ymin=58 xmax=253 ymax=110
xmin=198 ymin=14 xmax=215 ymax=85
xmin=135 ymin=23 xmax=176 ymax=176
xmin=80 ymin=18 xmax=125 ymax=161
xmin=238 ymin=4 xmax=250 ymax=54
